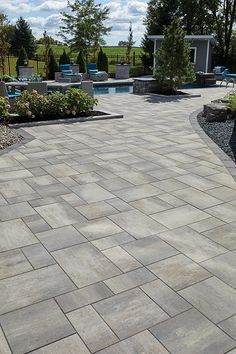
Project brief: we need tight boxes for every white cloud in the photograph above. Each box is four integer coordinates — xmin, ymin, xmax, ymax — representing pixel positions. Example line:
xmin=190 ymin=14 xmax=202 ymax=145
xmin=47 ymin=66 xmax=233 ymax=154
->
xmin=37 ymin=1 xmax=67 ymax=12
xmin=5 ymin=0 xmax=148 ymax=44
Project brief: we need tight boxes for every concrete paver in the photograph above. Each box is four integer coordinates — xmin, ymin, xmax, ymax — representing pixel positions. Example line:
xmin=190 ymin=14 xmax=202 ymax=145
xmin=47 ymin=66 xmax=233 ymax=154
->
xmin=0 ymin=87 xmax=236 ymax=352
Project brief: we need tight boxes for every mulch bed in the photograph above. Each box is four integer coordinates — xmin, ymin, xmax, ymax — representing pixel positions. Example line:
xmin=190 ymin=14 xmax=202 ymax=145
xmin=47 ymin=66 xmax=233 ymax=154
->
xmin=197 ymin=112 xmax=236 ymax=162
xmin=0 ymin=125 xmax=22 ymax=150
xmin=8 ymin=111 xmax=108 ymax=124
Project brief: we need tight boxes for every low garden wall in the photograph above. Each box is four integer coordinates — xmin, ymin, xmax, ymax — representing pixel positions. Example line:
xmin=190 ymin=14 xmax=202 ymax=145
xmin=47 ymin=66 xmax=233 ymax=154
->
xmin=133 ymin=77 xmax=158 ymax=94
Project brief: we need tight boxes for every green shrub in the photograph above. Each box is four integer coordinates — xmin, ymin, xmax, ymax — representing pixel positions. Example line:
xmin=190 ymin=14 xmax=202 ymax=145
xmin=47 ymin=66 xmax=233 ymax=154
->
xmin=45 ymin=93 xmax=68 ymax=117
xmin=65 ymin=88 xmax=97 ymax=115
xmin=0 ymin=96 xmax=10 ymax=124
xmin=13 ymin=88 xmax=97 ymax=119
xmin=14 ymin=90 xmax=47 ymax=118
xmin=228 ymin=92 xmax=236 ymax=110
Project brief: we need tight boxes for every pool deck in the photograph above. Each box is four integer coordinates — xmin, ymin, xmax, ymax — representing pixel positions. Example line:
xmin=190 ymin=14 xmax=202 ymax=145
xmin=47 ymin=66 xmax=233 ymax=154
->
xmin=1 ymin=86 xmax=236 ymax=353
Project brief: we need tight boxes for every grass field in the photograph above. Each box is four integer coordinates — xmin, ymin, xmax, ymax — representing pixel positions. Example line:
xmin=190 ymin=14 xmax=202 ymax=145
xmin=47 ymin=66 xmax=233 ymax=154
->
xmin=2 ymin=45 xmax=143 ymax=78
xmin=36 ymin=45 xmax=143 ymax=58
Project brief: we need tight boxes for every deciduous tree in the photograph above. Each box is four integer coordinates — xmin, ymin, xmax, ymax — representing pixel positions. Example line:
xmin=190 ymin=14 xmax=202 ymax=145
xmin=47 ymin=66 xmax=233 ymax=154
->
xmin=60 ymin=0 xmax=111 ymax=58
xmin=0 ymin=13 xmax=11 ymax=76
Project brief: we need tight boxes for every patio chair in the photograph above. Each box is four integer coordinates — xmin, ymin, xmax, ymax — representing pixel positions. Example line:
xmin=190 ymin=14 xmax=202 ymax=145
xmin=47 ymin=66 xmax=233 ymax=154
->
xmin=55 ymin=64 xmax=82 ymax=83
xmin=86 ymin=63 xmax=108 ymax=81
xmin=27 ymin=82 xmax=47 ymax=95
xmin=0 ymin=82 xmax=21 ymax=99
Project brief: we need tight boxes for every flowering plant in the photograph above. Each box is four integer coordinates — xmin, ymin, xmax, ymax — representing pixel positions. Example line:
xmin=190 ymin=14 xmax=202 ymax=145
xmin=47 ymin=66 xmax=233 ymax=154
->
xmin=0 ymin=96 xmax=10 ymax=125
xmin=14 ymin=90 xmax=47 ymax=118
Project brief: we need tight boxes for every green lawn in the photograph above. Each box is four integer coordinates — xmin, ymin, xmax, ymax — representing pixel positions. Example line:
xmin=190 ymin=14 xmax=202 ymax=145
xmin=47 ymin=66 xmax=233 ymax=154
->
xmin=36 ymin=45 xmax=142 ymax=57
xmin=2 ymin=45 xmax=143 ymax=78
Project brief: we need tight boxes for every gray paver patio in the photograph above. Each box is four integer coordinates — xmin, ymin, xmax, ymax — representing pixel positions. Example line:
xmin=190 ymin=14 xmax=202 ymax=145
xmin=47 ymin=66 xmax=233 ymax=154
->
xmin=0 ymin=87 xmax=236 ymax=353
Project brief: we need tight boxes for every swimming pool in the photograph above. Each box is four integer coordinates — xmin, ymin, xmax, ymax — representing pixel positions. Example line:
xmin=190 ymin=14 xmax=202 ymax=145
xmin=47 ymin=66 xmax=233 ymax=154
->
xmin=93 ymin=83 xmax=133 ymax=95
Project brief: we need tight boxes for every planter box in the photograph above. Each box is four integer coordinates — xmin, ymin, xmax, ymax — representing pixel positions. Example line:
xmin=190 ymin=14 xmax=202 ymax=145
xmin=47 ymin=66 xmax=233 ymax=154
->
xmin=115 ymin=65 xmax=130 ymax=79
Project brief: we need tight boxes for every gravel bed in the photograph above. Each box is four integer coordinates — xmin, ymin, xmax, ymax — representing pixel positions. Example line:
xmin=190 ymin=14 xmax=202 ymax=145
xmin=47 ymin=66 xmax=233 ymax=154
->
xmin=0 ymin=125 xmax=21 ymax=150
xmin=197 ymin=112 xmax=236 ymax=162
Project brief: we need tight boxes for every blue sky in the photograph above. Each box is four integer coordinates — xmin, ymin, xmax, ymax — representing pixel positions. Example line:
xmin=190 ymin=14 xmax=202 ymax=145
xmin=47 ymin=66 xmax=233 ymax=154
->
xmin=1 ymin=0 xmax=147 ymax=46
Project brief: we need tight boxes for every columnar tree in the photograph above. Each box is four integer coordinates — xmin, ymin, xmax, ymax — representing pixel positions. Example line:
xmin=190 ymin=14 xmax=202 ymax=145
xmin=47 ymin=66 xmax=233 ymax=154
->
xmin=97 ymin=47 xmax=108 ymax=72
xmin=16 ymin=46 xmax=28 ymax=76
xmin=42 ymin=31 xmax=53 ymax=79
xmin=60 ymin=0 xmax=111 ymax=59
xmin=126 ymin=22 xmax=135 ymax=65
xmin=76 ymin=50 xmax=86 ymax=72
xmin=154 ymin=18 xmax=195 ymax=93
xmin=59 ymin=49 xmax=71 ymax=65
xmin=0 ymin=13 xmax=11 ymax=76
xmin=10 ymin=17 xmax=37 ymax=58
xmin=48 ymin=48 xmax=59 ymax=79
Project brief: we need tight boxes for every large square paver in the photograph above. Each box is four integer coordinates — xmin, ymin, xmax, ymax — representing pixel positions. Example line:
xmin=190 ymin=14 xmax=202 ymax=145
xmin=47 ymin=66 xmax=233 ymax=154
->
xmin=76 ymin=201 xmax=117 ymax=219
xmin=0 ymin=299 xmax=75 ymax=354
xmin=52 ymin=243 xmax=121 ymax=287
xmin=203 ymin=222 xmax=236 ymax=250
xmin=0 ymin=265 xmax=76 ymax=315
xmin=158 ymin=226 xmax=226 ymax=262
xmin=109 ymin=210 xmax=167 ymax=239
xmin=31 ymin=335 xmax=90 ymax=354
xmin=179 ymin=277 xmax=236 ymax=323
xmin=35 ymin=202 xmax=85 ymax=228
xmin=150 ymin=308 xmax=235 ymax=354
xmin=0 ymin=249 xmax=32 ymax=280
xmin=76 ymin=217 xmax=122 ymax=241
xmin=0 ymin=179 xmax=34 ymax=198
xmin=94 ymin=288 xmax=169 ymax=339
xmin=130 ymin=196 xmax=172 ymax=214
xmin=0 ymin=219 xmax=38 ymax=252
xmin=0 ymin=202 xmax=36 ymax=221
xmin=22 ymin=243 xmax=55 ymax=269
xmin=148 ymin=254 xmax=211 ymax=291
xmin=97 ymin=330 xmax=169 ymax=354
xmin=71 ymin=183 xmax=114 ymax=203
xmin=173 ymin=187 xmax=222 ymax=209
xmin=122 ymin=235 xmax=178 ymax=265
xmin=56 ymin=282 xmax=113 ymax=313
xmin=151 ymin=205 xmax=209 ymax=229
xmin=205 ymin=203 xmax=236 ymax=223
xmin=103 ymin=246 xmax=141 ymax=272
xmin=36 ymin=225 xmax=86 ymax=252
xmin=43 ymin=163 xmax=78 ymax=177
xmin=68 ymin=305 xmax=118 ymax=352
xmin=114 ymin=184 xmax=161 ymax=202
xmin=201 ymin=252 xmax=236 ymax=287
xmin=104 ymin=267 xmax=156 ymax=293
xmin=141 ymin=279 xmax=191 ymax=317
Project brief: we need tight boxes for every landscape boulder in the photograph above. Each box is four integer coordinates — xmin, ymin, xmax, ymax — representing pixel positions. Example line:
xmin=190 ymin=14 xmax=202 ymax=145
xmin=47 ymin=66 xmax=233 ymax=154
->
xmin=203 ymin=103 xmax=230 ymax=122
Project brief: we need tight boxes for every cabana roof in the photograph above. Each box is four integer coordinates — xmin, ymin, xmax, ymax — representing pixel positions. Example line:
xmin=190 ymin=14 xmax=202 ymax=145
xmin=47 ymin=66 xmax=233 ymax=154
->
xmin=148 ymin=35 xmax=216 ymax=45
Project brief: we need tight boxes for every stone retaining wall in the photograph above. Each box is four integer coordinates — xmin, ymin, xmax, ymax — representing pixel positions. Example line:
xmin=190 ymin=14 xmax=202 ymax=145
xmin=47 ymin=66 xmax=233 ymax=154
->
xmin=133 ymin=78 xmax=158 ymax=94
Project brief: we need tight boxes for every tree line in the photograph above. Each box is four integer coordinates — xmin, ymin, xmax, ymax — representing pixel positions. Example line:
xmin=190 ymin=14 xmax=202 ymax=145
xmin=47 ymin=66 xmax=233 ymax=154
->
xmin=142 ymin=0 xmax=236 ymax=71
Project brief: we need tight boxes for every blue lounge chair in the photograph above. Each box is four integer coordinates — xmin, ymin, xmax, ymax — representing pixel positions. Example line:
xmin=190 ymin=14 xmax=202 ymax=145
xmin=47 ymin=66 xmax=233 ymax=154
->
xmin=0 ymin=82 xmax=21 ymax=100
xmin=86 ymin=63 xmax=108 ymax=81
xmin=56 ymin=64 xmax=82 ymax=82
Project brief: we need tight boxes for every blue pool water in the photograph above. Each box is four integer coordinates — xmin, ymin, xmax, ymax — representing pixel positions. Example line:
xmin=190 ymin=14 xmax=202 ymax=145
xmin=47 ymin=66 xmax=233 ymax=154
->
xmin=94 ymin=84 xmax=133 ymax=95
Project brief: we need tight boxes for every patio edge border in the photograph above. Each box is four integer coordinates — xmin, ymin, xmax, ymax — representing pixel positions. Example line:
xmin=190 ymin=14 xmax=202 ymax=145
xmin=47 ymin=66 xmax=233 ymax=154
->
xmin=189 ymin=108 xmax=236 ymax=182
